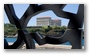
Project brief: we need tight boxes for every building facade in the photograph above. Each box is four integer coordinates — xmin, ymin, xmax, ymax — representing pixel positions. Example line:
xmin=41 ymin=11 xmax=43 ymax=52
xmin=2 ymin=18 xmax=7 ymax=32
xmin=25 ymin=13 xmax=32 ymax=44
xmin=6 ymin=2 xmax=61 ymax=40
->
xmin=37 ymin=17 xmax=51 ymax=26
xmin=37 ymin=17 xmax=61 ymax=26
xmin=51 ymin=19 xmax=61 ymax=26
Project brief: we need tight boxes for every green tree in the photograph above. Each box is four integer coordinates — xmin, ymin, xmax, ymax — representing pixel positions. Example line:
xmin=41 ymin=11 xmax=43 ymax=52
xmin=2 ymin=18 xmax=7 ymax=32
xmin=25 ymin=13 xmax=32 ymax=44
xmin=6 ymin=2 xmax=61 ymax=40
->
xmin=4 ymin=23 xmax=17 ymax=36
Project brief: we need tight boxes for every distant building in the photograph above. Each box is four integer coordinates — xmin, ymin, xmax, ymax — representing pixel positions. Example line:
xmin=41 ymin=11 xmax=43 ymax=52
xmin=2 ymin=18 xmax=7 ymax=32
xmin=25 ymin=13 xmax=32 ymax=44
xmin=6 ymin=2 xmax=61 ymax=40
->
xmin=37 ymin=16 xmax=61 ymax=26
xmin=51 ymin=19 xmax=61 ymax=26
xmin=37 ymin=16 xmax=51 ymax=26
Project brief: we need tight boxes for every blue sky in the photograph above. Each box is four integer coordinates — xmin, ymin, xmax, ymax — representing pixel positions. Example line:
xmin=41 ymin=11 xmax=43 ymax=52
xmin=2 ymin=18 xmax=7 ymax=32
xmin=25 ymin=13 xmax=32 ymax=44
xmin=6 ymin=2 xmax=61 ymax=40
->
xmin=4 ymin=4 xmax=84 ymax=28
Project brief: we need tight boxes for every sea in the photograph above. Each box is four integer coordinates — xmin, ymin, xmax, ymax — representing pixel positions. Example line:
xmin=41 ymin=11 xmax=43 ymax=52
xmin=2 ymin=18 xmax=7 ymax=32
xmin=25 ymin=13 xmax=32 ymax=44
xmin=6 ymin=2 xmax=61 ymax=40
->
xmin=5 ymin=37 xmax=84 ymax=46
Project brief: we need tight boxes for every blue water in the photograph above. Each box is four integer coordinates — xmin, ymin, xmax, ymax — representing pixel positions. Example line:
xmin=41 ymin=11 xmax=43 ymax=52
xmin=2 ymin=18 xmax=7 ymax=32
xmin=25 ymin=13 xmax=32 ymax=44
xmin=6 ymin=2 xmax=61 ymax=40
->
xmin=5 ymin=38 xmax=17 ymax=42
xmin=5 ymin=38 xmax=84 ymax=46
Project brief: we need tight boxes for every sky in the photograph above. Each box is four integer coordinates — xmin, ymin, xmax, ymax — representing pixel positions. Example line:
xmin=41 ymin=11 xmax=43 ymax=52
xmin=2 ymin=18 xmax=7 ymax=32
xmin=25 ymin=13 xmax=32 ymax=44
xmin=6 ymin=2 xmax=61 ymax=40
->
xmin=4 ymin=4 xmax=84 ymax=28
